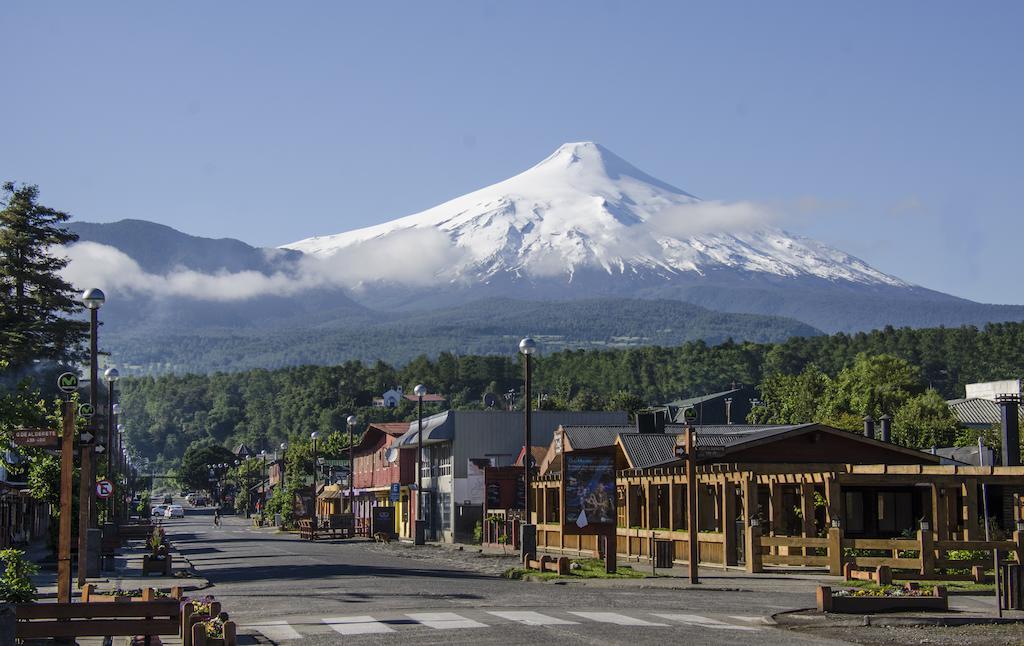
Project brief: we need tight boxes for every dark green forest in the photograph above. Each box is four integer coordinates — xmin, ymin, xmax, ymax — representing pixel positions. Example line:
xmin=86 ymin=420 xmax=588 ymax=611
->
xmin=120 ymin=321 xmax=1024 ymax=469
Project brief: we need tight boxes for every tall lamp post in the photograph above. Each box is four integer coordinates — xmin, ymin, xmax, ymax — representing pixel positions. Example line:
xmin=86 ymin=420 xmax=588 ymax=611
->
xmin=259 ymin=450 xmax=267 ymax=513
xmin=79 ymin=287 xmax=104 ymax=586
xmin=279 ymin=442 xmax=288 ymax=491
xmin=519 ymin=337 xmax=537 ymax=564
xmin=413 ymin=384 xmax=427 ymax=545
xmin=346 ymin=416 xmax=357 ymax=515
xmin=310 ymin=432 xmax=319 ymax=519
xmin=104 ymin=368 xmax=119 ymax=491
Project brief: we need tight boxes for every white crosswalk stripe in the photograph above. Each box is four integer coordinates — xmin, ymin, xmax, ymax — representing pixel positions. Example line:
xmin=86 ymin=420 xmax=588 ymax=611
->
xmin=243 ymin=610 xmax=760 ymax=639
xmin=568 ymin=611 xmax=668 ymax=626
xmin=653 ymin=613 xmax=760 ymax=631
xmin=324 ymin=615 xmax=396 ymax=635
xmin=407 ymin=611 xmax=488 ymax=629
xmin=487 ymin=610 xmax=580 ymax=625
xmin=246 ymin=620 xmax=302 ymax=641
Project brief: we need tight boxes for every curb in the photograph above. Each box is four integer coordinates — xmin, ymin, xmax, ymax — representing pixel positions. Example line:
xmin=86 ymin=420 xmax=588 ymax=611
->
xmin=772 ymin=608 xmax=1024 ymax=628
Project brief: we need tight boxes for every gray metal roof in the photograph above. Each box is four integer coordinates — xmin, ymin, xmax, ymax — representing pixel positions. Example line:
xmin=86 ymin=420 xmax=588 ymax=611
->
xmin=562 ymin=426 xmax=632 ymax=450
xmin=392 ymin=411 xmax=452 ymax=448
xmin=947 ymin=397 xmax=1021 ymax=428
xmin=665 ymin=388 xmax=745 ymax=410
xmin=619 ymin=433 xmax=680 ymax=469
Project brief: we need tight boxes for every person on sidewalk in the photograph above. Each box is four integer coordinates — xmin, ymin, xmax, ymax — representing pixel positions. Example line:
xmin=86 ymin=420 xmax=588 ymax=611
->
xmin=213 ymin=508 xmax=221 ymax=527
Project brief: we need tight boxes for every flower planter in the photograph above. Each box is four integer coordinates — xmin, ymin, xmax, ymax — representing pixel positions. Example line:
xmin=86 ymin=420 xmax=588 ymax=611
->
xmin=190 ymin=613 xmax=236 ymax=646
xmin=817 ymin=585 xmax=948 ymax=614
xmin=81 ymin=584 xmax=182 ymax=602
xmin=181 ymin=599 xmax=222 ymax=646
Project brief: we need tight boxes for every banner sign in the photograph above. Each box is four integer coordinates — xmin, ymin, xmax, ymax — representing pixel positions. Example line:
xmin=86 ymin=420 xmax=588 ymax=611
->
xmin=562 ymin=450 xmax=617 ymax=534
xmin=13 ymin=428 xmax=59 ymax=448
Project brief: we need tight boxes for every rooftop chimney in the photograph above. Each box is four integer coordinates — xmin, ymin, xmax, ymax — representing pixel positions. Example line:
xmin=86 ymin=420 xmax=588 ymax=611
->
xmin=635 ymin=410 xmax=656 ymax=434
xmin=878 ymin=414 xmax=892 ymax=443
xmin=997 ymin=394 xmax=1021 ymax=467
xmin=863 ymin=415 xmax=875 ymax=439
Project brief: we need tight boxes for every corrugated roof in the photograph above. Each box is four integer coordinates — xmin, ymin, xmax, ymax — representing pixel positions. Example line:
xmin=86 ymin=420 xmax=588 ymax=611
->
xmin=368 ymin=422 xmax=412 ymax=436
xmin=947 ymin=397 xmax=1022 ymax=427
xmin=562 ymin=426 xmax=629 ymax=450
xmin=619 ymin=433 xmax=679 ymax=469
xmin=666 ymin=388 xmax=745 ymax=410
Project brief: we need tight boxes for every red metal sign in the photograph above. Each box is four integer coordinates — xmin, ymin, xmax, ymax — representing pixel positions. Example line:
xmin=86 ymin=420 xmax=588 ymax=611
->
xmin=95 ymin=479 xmax=114 ymax=499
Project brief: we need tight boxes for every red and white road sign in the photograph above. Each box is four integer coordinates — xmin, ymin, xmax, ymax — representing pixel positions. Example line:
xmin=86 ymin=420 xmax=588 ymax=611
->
xmin=95 ymin=479 xmax=114 ymax=499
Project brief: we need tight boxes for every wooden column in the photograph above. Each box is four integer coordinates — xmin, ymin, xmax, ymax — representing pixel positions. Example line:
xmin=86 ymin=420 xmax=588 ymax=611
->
xmin=668 ymin=482 xmax=676 ymax=531
xmin=962 ymin=481 xmax=979 ymax=540
xmin=931 ymin=484 xmax=948 ymax=542
xmin=827 ymin=526 xmax=843 ymax=576
xmin=800 ymin=482 xmax=816 ymax=556
xmin=57 ymin=401 xmax=75 ymax=604
xmin=644 ymin=482 xmax=652 ymax=531
xmin=769 ymin=480 xmax=785 ymax=556
xmin=722 ymin=479 xmax=737 ymax=566
xmin=825 ymin=477 xmax=842 ymax=527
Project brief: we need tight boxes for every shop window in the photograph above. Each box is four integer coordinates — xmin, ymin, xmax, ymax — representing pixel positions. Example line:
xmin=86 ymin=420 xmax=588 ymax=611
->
xmin=844 ymin=491 xmax=865 ymax=533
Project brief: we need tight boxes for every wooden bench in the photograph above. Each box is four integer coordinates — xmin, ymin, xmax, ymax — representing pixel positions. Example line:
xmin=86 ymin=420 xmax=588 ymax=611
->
xmin=15 ymin=598 xmax=180 ymax=641
xmin=299 ymin=518 xmax=354 ymax=541
xmin=120 ymin=523 xmax=156 ymax=542
xmin=101 ymin=534 xmax=121 ymax=570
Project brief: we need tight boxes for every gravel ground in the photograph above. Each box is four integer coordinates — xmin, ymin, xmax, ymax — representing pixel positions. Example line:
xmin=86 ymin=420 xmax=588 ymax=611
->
xmin=363 ymin=540 xmax=523 ymax=576
xmin=785 ymin=623 xmax=1024 ymax=645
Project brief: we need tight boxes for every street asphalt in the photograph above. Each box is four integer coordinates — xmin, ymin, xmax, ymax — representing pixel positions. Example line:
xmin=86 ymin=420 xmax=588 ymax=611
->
xmin=164 ymin=503 xmax=845 ymax=645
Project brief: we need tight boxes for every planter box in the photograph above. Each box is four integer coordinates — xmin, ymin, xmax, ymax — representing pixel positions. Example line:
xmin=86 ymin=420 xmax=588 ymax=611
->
xmin=817 ymin=585 xmax=948 ymax=614
xmin=143 ymin=553 xmax=173 ymax=576
xmin=81 ymin=584 xmax=183 ymax=603
xmin=191 ymin=619 xmax=236 ymax=646
xmin=181 ymin=600 xmax=222 ymax=646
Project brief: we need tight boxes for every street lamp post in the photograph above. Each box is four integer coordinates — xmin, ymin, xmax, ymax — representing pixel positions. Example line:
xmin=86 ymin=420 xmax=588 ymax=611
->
xmin=310 ymin=432 xmax=318 ymax=519
xmin=346 ymin=416 xmax=357 ymax=515
xmin=279 ymin=442 xmax=288 ymax=490
xmin=104 ymin=368 xmax=119 ymax=517
xmin=414 ymin=383 xmax=427 ymax=546
xmin=79 ymin=288 xmax=104 ymax=586
xmin=519 ymin=337 xmax=537 ymax=564
xmin=259 ymin=450 xmax=267 ymax=513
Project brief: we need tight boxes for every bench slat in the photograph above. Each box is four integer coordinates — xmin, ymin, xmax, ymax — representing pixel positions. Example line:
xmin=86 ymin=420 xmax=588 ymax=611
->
xmin=17 ymin=619 xmax=180 ymax=638
xmin=16 ymin=600 xmax=179 ymax=620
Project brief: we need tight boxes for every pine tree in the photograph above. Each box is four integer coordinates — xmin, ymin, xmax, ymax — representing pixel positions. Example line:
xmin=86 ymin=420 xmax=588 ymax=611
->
xmin=0 ymin=182 xmax=88 ymax=368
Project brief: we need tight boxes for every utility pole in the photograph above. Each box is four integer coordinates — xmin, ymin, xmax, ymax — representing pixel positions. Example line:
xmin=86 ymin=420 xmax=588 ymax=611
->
xmin=57 ymin=400 xmax=75 ymax=603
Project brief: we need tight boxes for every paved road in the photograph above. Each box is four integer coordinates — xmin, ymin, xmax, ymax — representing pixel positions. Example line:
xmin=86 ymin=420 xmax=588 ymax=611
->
xmin=163 ymin=505 xmax=846 ymax=645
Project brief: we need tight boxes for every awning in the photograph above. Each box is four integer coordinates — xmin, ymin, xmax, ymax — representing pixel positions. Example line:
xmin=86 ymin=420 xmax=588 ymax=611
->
xmin=318 ymin=489 xmax=343 ymax=500
xmin=392 ymin=411 xmax=453 ymax=449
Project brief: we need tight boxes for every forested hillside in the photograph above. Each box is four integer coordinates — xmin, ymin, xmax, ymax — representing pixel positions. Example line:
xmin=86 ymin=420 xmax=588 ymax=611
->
xmin=120 ymin=321 xmax=1024 ymax=470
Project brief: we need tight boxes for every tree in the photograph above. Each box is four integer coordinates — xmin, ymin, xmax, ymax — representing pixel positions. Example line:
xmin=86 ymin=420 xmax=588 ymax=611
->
xmin=750 ymin=365 xmax=831 ymax=424
xmin=892 ymin=389 xmax=961 ymax=449
xmin=178 ymin=441 xmax=237 ymax=493
xmin=0 ymin=182 xmax=87 ymax=368
xmin=817 ymin=354 xmax=923 ymax=430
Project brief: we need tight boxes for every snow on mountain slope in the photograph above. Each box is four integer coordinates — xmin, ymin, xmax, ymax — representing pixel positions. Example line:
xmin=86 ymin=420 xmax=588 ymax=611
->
xmin=283 ymin=142 xmax=908 ymax=288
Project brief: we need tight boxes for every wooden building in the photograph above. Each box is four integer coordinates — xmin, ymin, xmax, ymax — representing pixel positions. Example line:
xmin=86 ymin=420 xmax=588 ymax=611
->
xmin=527 ymin=419 xmax=1024 ymax=578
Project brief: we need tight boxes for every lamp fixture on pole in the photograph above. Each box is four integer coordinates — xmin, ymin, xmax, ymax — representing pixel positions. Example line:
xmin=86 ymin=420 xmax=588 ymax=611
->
xmin=310 ymin=432 xmax=319 ymax=519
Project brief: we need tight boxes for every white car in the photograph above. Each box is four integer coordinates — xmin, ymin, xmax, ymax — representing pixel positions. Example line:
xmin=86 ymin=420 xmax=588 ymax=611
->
xmin=151 ymin=504 xmax=167 ymax=517
xmin=164 ymin=505 xmax=184 ymax=519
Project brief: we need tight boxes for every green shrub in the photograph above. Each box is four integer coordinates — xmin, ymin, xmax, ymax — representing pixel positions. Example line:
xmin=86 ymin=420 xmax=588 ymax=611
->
xmin=0 ymin=549 xmax=39 ymax=603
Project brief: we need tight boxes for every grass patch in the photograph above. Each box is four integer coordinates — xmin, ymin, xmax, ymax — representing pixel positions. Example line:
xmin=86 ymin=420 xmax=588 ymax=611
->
xmin=503 ymin=558 xmax=644 ymax=580
xmin=842 ymin=579 xmax=994 ymax=594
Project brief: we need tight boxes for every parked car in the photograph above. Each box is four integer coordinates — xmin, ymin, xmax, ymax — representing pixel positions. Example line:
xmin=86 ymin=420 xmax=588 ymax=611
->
xmin=192 ymin=497 xmax=208 ymax=507
xmin=162 ymin=495 xmax=173 ymax=504
xmin=164 ymin=505 xmax=184 ymax=518
xmin=151 ymin=504 xmax=167 ymax=517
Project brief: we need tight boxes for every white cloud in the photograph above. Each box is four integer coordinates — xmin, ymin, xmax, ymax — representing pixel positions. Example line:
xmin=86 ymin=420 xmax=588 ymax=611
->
xmin=57 ymin=228 xmax=468 ymax=301
xmin=645 ymin=200 xmax=779 ymax=238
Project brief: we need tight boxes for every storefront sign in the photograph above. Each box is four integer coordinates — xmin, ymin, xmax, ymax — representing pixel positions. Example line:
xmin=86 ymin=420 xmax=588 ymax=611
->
xmin=563 ymin=450 xmax=617 ymax=533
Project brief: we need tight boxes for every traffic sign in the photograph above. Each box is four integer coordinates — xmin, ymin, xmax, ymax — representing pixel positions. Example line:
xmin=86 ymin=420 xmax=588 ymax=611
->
xmin=95 ymin=479 xmax=114 ymax=499
xmin=57 ymin=372 xmax=79 ymax=393
xmin=94 ymin=444 xmax=105 ymax=454
xmin=78 ymin=403 xmax=95 ymax=419
xmin=79 ymin=431 xmax=94 ymax=444
xmin=682 ymin=407 xmax=697 ymax=423
xmin=389 ymin=483 xmax=400 ymax=502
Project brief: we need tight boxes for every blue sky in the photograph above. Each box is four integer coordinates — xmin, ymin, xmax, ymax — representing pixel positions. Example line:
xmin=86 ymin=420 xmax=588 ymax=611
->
xmin=2 ymin=2 xmax=1022 ymax=303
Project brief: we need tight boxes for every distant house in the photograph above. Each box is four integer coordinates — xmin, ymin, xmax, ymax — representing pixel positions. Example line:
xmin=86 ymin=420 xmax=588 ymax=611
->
xmin=373 ymin=388 xmax=404 ymax=409
xmin=663 ymin=385 xmax=758 ymax=425
xmin=233 ymin=443 xmax=254 ymax=459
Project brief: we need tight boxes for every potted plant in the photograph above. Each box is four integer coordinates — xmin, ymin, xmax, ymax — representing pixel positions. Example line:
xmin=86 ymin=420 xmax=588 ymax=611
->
xmin=0 ymin=549 xmax=38 ymax=604
xmin=191 ymin=611 xmax=237 ymax=646
xmin=181 ymin=596 xmax=222 ymax=646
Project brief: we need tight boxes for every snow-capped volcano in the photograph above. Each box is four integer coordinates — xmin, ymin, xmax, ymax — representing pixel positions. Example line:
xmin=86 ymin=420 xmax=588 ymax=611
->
xmin=284 ymin=142 xmax=907 ymax=288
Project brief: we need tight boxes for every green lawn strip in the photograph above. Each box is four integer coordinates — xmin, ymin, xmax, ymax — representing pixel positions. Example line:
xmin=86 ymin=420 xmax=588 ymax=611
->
xmin=504 ymin=558 xmax=645 ymax=580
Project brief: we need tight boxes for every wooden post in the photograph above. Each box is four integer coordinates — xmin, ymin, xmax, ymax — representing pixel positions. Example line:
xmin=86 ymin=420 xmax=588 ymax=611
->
xmin=1014 ymin=530 xmax=1024 ymax=566
xmin=827 ymin=526 xmax=843 ymax=576
xmin=930 ymin=484 xmax=947 ymax=542
xmin=668 ymin=482 xmax=676 ymax=531
xmin=963 ymin=481 xmax=979 ymax=540
xmin=919 ymin=528 xmax=935 ymax=578
xmin=745 ymin=522 xmax=762 ymax=573
xmin=769 ymin=480 xmax=785 ymax=556
xmin=800 ymin=482 xmax=816 ymax=557
xmin=825 ymin=477 xmax=841 ymax=526
xmin=58 ymin=401 xmax=75 ymax=603
xmin=685 ymin=428 xmax=699 ymax=584
xmin=723 ymin=479 xmax=737 ymax=566
xmin=77 ymin=434 xmax=93 ymax=588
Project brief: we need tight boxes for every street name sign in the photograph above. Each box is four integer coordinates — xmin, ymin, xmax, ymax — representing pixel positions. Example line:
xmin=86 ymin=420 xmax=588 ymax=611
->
xmin=13 ymin=427 xmax=59 ymax=448
xmin=95 ymin=479 xmax=114 ymax=499
xmin=57 ymin=372 xmax=79 ymax=393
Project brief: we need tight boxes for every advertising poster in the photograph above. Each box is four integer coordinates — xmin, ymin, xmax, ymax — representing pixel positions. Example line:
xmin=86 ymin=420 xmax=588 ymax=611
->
xmin=563 ymin=451 xmax=616 ymax=531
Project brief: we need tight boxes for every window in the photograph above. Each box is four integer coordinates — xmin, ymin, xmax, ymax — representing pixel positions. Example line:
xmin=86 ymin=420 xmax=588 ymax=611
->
xmin=439 ymin=492 xmax=452 ymax=530
xmin=844 ymin=491 xmax=864 ymax=533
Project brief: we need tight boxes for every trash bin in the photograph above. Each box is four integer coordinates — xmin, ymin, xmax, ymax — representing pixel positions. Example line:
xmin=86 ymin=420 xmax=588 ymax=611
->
xmin=654 ymin=539 xmax=673 ymax=569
